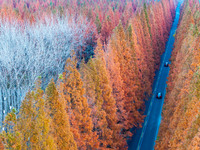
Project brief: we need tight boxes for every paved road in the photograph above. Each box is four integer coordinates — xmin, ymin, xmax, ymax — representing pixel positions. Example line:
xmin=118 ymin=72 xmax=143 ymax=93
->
xmin=128 ymin=2 xmax=182 ymax=150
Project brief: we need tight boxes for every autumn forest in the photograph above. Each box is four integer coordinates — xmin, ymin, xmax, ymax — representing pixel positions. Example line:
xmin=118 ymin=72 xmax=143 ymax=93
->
xmin=0 ymin=0 xmax=199 ymax=149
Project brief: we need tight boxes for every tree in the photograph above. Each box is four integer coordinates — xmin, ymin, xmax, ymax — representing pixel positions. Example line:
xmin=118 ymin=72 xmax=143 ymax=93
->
xmin=155 ymin=2 xmax=200 ymax=149
xmin=113 ymin=23 xmax=144 ymax=131
xmin=105 ymin=37 xmax=127 ymax=131
xmin=45 ymin=79 xmax=77 ymax=150
xmin=63 ymin=52 xmax=97 ymax=149
xmin=140 ymin=8 xmax=155 ymax=82
xmin=100 ymin=17 xmax=113 ymax=45
xmin=80 ymin=40 xmax=125 ymax=148
xmin=1 ymin=108 xmax=21 ymax=149
xmin=0 ymin=15 xmax=92 ymax=115
xmin=126 ymin=24 xmax=144 ymax=109
xmin=94 ymin=40 xmax=124 ymax=148
xmin=15 ymin=80 xmax=56 ymax=149
xmin=80 ymin=54 xmax=110 ymax=148
xmin=132 ymin=15 xmax=152 ymax=96
xmin=95 ymin=15 xmax=101 ymax=34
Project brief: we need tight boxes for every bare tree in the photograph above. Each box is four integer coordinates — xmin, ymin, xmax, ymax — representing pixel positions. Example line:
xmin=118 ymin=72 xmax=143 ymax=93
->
xmin=0 ymin=16 xmax=91 ymax=125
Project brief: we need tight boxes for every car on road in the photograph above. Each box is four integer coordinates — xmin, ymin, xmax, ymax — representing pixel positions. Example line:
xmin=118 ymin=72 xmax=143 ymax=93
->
xmin=156 ymin=92 xmax=162 ymax=99
xmin=164 ymin=62 xmax=169 ymax=67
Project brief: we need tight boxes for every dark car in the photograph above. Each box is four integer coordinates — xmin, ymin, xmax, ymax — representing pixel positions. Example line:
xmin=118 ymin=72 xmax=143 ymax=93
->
xmin=156 ymin=92 xmax=162 ymax=99
xmin=164 ymin=62 xmax=169 ymax=67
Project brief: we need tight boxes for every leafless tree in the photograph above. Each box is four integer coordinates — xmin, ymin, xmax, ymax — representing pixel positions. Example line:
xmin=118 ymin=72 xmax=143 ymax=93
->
xmin=0 ymin=16 xmax=91 ymax=124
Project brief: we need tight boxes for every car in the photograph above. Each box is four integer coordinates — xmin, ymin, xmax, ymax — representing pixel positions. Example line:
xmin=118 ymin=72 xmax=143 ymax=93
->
xmin=156 ymin=92 xmax=162 ymax=99
xmin=164 ymin=62 xmax=169 ymax=67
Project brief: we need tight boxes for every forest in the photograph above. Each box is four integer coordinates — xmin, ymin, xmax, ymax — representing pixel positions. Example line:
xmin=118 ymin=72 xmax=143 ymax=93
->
xmin=0 ymin=0 xmax=194 ymax=149
xmin=155 ymin=0 xmax=200 ymax=149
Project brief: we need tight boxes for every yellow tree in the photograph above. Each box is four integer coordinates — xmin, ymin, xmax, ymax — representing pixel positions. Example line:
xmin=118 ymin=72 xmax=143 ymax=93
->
xmin=1 ymin=108 xmax=21 ymax=149
xmin=80 ymin=57 xmax=109 ymax=149
xmin=63 ymin=53 xmax=97 ymax=149
xmin=45 ymin=79 xmax=77 ymax=150
xmin=17 ymin=80 xmax=56 ymax=150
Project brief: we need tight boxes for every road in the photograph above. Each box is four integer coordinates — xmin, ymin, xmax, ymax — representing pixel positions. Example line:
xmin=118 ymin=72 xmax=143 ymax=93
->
xmin=128 ymin=2 xmax=182 ymax=150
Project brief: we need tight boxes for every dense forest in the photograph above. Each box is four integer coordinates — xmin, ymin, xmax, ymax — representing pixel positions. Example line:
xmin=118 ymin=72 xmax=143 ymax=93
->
xmin=0 ymin=0 xmax=177 ymax=149
xmin=155 ymin=0 xmax=200 ymax=149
